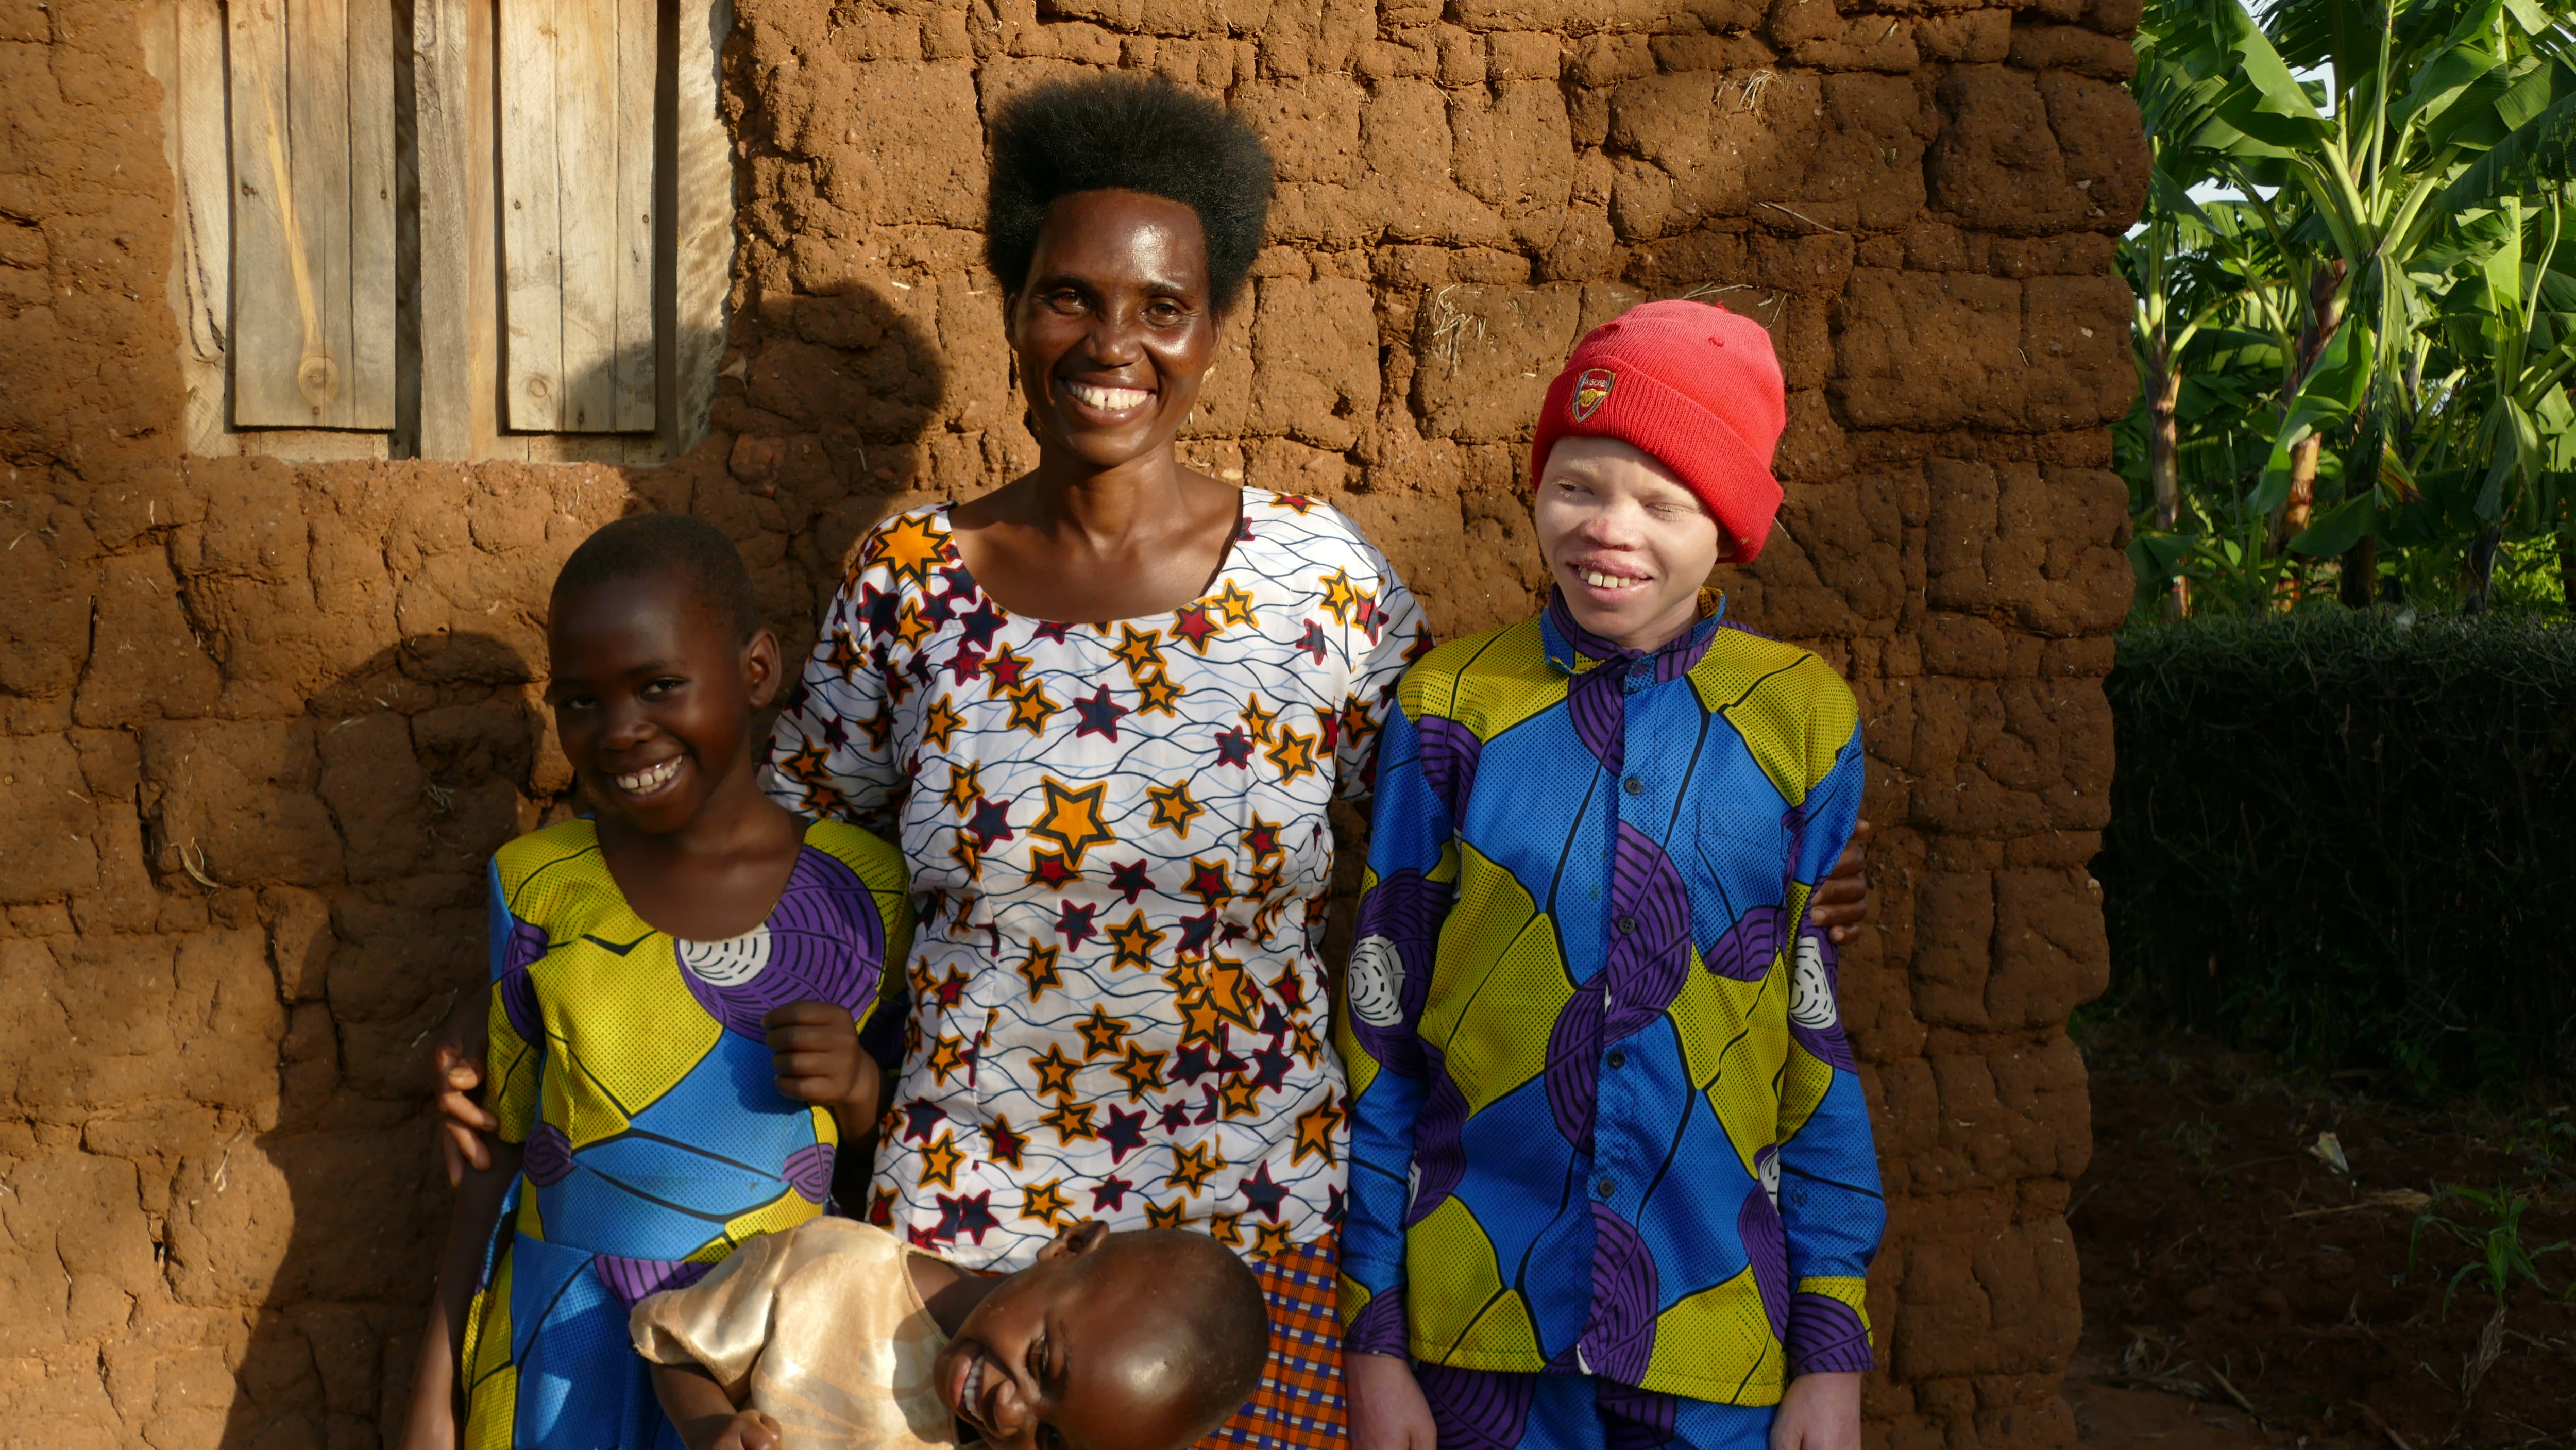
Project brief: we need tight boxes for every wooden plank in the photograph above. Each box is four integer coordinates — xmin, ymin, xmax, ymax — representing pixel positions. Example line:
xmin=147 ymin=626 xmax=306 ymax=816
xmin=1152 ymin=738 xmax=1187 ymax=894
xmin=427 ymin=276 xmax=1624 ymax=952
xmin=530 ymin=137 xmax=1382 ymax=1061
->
xmin=226 ymin=0 xmax=310 ymax=426
xmin=551 ymin=0 xmax=617 ymax=430
xmin=500 ymin=0 xmax=564 ymax=429
xmin=609 ymin=0 xmax=657 ymax=431
xmin=346 ymin=0 xmax=398 ymax=426
xmin=670 ymin=0 xmax=732 ymax=456
xmin=287 ymin=0 xmax=356 ymax=425
xmin=410 ymin=0 xmax=470 ymax=457
xmin=145 ymin=0 xmax=238 ymax=454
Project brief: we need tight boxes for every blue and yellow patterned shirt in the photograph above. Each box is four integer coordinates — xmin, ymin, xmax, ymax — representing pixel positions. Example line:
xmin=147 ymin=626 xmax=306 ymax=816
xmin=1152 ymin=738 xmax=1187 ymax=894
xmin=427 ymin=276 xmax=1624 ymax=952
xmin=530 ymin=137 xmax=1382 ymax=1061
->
xmin=1335 ymin=592 xmax=1883 ymax=1404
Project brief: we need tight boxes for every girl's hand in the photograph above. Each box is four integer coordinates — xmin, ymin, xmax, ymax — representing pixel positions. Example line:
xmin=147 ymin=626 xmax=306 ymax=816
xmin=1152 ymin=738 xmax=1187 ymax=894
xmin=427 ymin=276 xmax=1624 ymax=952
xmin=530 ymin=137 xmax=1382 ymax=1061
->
xmin=1769 ymin=1371 xmax=1862 ymax=1450
xmin=762 ymin=1001 xmax=876 ymax=1112
xmin=429 ymin=987 xmax=497 ymax=1186
xmin=1344 ymin=1352 xmax=1437 ymax=1450
xmin=708 ymin=1410 xmax=785 ymax=1450
xmin=1807 ymin=820 xmax=1873 ymax=946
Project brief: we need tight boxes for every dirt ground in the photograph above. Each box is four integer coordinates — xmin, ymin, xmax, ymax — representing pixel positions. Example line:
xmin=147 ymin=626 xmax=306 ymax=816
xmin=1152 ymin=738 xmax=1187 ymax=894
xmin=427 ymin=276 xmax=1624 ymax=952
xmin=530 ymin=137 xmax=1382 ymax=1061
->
xmin=2064 ymin=1024 xmax=2576 ymax=1449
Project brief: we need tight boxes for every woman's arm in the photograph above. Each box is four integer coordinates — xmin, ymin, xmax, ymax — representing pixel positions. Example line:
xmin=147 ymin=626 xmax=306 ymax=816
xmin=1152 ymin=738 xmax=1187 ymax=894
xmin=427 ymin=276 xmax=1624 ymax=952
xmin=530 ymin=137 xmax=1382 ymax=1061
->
xmin=393 ymin=1141 xmax=521 ymax=1450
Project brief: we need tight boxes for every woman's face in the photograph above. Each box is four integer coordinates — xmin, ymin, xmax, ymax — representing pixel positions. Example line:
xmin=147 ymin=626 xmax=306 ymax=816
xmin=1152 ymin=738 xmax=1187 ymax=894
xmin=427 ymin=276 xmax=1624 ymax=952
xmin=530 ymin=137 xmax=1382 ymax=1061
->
xmin=1006 ymin=188 xmax=1222 ymax=472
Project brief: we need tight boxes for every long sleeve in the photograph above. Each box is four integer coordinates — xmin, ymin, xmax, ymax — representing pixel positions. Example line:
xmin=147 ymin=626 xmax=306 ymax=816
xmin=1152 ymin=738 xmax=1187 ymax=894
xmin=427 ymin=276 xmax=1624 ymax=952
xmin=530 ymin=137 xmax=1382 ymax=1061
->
xmin=486 ymin=859 xmax=544 ymax=1145
xmin=765 ymin=524 xmax=913 ymax=834
xmin=1772 ymin=721 xmax=1883 ymax=1376
xmin=1332 ymin=701 xmax=1462 ymax=1356
xmin=1330 ymin=547 xmax=1434 ymax=805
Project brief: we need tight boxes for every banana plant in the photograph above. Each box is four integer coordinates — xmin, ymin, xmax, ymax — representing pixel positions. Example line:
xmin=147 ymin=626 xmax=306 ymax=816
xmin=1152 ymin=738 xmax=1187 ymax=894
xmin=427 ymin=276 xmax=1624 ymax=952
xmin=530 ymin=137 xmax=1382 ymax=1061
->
xmin=2126 ymin=0 xmax=2576 ymax=615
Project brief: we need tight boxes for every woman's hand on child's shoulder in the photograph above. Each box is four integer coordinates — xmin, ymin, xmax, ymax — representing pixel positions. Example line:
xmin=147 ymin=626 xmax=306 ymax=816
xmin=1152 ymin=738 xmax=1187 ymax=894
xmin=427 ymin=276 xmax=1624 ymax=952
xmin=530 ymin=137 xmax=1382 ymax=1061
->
xmin=764 ymin=1001 xmax=879 ymax=1117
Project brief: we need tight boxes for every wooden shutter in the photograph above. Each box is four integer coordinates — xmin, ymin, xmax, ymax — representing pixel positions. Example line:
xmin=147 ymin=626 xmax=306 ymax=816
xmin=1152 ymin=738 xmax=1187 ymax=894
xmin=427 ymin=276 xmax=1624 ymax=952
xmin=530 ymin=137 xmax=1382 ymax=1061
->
xmin=499 ymin=0 xmax=658 ymax=433
xmin=225 ymin=0 xmax=397 ymax=429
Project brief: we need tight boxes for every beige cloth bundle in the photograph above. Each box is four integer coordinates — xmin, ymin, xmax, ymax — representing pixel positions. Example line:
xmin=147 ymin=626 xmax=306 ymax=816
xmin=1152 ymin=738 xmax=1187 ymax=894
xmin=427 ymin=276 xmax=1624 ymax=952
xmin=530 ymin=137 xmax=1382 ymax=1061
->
xmin=631 ymin=1218 xmax=961 ymax=1450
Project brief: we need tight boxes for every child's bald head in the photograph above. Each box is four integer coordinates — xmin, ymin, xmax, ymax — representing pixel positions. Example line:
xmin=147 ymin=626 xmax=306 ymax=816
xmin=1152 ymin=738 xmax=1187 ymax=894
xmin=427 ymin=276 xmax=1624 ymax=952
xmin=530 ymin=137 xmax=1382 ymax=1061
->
xmin=933 ymin=1224 xmax=1269 ymax=1450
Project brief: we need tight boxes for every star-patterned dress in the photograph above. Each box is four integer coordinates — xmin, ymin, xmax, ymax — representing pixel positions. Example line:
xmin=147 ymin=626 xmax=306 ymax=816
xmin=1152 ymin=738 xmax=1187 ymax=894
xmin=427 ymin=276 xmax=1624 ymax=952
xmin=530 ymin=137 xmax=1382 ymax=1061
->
xmin=766 ymin=490 xmax=1430 ymax=1272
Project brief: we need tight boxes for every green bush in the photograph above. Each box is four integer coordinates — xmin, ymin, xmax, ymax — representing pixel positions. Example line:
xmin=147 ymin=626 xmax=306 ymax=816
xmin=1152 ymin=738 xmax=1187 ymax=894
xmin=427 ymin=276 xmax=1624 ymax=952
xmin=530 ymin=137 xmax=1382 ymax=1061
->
xmin=2096 ymin=611 xmax=2576 ymax=1089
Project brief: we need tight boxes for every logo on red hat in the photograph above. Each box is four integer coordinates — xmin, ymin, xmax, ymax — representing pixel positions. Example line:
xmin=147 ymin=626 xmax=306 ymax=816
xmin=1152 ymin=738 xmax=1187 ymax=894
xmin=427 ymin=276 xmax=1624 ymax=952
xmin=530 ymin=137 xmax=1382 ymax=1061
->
xmin=1571 ymin=368 xmax=1615 ymax=423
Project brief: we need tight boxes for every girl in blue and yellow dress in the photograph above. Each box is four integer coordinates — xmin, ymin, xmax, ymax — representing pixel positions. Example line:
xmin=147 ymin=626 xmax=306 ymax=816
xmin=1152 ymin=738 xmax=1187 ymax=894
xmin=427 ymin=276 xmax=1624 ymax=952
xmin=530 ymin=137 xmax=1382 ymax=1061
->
xmin=396 ymin=516 xmax=912 ymax=1450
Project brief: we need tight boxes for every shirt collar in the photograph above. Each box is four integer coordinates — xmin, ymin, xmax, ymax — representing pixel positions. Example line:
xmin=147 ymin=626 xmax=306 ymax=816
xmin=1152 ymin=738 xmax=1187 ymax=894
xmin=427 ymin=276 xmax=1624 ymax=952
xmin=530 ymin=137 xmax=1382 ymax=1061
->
xmin=1541 ymin=587 xmax=1726 ymax=681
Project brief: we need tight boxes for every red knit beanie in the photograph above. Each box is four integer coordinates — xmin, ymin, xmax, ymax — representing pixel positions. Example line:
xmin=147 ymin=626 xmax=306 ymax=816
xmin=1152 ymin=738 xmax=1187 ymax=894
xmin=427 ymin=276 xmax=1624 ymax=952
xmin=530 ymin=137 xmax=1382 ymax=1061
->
xmin=1530 ymin=299 xmax=1787 ymax=562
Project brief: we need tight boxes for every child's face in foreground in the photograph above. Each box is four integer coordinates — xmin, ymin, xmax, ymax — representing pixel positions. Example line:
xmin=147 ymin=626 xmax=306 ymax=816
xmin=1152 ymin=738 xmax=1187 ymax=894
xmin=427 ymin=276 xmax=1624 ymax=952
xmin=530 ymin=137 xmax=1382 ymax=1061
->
xmin=933 ymin=1225 xmax=1198 ymax=1450
xmin=544 ymin=572 xmax=780 ymax=837
xmin=1533 ymin=436 xmax=1727 ymax=652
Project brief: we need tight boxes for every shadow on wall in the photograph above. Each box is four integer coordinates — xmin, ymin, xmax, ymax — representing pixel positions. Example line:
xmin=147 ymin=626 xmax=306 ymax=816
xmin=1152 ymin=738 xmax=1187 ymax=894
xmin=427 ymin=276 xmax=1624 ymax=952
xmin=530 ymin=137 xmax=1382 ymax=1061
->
xmin=172 ymin=285 xmax=946 ymax=1449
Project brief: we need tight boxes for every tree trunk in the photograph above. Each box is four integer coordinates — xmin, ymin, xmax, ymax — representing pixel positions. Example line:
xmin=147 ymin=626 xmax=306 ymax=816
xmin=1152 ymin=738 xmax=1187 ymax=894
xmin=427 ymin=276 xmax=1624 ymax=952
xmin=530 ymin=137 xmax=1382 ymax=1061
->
xmin=2463 ymin=524 xmax=2505 ymax=614
xmin=2272 ymin=261 xmax=2349 ymax=557
xmin=2149 ymin=340 xmax=2190 ymax=619
xmin=2340 ymin=534 xmax=2376 ymax=608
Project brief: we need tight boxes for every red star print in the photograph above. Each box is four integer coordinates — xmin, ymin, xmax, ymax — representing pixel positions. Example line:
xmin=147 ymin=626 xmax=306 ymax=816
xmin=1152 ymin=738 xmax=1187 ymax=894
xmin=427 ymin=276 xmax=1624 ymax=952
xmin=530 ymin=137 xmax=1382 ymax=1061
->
xmin=1072 ymin=683 xmax=1130 ymax=741
xmin=1214 ymin=728 xmax=1254 ymax=768
xmin=964 ymin=797 xmax=1015 ymax=850
xmin=1238 ymin=1162 xmax=1291 ymax=1222
xmin=1296 ymin=620 xmax=1328 ymax=664
xmin=944 ymin=645 xmax=985 ymax=684
xmin=1172 ymin=603 xmax=1222 ymax=651
xmin=1098 ymin=1105 xmax=1148 ymax=1164
xmin=986 ymin=1118 xmax=1027 ymax=1169
xmin=1107 ymin=859 xmax=1153 ymax=904
xmin=1054 ymin=900 xmax=1102 ymax=950
xmin=1025 ymin=853 xmax=1080 ymax=890
xmin=985 ymin=650 xmax=1030 ymax=692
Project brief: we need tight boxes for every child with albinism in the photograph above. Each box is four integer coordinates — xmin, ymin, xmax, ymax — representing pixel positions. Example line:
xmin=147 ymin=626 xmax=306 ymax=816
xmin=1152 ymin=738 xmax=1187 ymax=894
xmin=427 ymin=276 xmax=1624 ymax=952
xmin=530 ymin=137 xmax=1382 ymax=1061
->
xmin=1336 ymin=301 xmax=1884 ymax=1450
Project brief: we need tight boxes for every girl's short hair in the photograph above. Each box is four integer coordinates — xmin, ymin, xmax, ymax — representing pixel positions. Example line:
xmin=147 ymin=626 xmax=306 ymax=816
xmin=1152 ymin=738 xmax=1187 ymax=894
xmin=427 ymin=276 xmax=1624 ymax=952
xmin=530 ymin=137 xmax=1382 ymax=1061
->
xmin=984 ymin=73 xmax=1274 ymax=314
xmin=552 ymin=513 xmax=759 ymax=644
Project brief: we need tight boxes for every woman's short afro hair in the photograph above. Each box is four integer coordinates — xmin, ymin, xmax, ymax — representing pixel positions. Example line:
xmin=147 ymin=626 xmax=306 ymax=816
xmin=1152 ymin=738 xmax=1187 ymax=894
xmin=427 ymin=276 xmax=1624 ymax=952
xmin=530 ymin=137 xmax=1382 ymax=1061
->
xmin=985 ymin=73 xmax=1274 ymax=314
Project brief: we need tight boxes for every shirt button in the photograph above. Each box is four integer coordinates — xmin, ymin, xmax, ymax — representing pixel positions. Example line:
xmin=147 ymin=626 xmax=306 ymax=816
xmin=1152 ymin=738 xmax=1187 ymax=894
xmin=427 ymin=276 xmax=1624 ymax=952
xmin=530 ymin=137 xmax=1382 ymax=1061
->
xmin=1616 ymin=915 xmax=1638 ymax=935
xmin=1597 ymin=1177 xmax=1617 ymax=1198
xmin=1606 ymin=1050 xmax=1627 ymax=1069
xmin=1622 ymin=774 xmax=1643 ymax=796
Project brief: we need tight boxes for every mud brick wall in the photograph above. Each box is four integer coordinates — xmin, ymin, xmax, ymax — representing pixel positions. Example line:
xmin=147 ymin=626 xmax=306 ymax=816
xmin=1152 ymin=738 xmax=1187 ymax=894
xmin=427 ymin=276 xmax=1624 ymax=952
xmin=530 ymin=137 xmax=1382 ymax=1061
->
xmin=0 ymin=0 xmax=2141 ymax=1445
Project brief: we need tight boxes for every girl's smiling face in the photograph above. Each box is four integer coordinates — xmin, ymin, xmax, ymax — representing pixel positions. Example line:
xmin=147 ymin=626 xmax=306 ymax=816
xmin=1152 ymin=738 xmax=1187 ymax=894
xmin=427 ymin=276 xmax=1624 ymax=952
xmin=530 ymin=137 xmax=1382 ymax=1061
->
xmin=1006 ymin=188 xmax=1223 ymax=475
xmin=1533 ymin=435 xmax=1728 ymax=652
xmin=543 ymin=571 xmax=779 ymax=837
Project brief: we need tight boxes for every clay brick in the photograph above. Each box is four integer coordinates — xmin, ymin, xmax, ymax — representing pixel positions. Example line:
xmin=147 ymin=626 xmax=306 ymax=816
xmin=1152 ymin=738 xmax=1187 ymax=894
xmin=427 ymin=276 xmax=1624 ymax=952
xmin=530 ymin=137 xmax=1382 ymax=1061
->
xmin=1246 ymin=276 xmax=1379 ymax=449
xmin=73 ymin=549 xmax=223 ymax=727
xmin=140 ymin=719 xmax=339 ymax=888
xmin=1409 ymin=282 xmax=1582 ymax=441
xmin=0 ymin=733 xmax=100 ymax=901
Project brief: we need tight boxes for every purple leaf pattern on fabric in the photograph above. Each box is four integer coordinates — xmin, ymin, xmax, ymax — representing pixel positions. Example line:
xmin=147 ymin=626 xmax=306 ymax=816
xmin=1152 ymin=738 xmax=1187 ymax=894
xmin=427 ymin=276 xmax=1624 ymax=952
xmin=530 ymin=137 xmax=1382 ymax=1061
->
xmin=1417 ymin=1361 xmax=1537 ymax=1450
xmin=523 ymin=1123 xmax=574 ymax=1188
xmin=1343 ymin=1285 xmax=1409 ymax=1358
xmin=1577 ymin=1204 xmax=1660 ymax=1385
xmin=1344 ymin=868 xmax=1452 ymax=1076
xmin=1596 ymin=1379 xmax=1681 ymax=1450
xmin=499 ymin=918 xmax=548 ymax=1043
xmin=1787 ymin=930 xmax=1857 ymax=1072
xmin=676 ymin=847 xmax=887 ymax=1040
xmin=1406 ymin=1042 xmax=1469 ymax=1226
xmin=1543 ymin=985 xmax=1604 ymax=1148
xmin=784 ymin=1143 xmax=836 ymax=1204
xmin=1701 ymin=903 xmax=1787 ymax=983
xmin=1415 ymin=714 xmax=1484 ymax=831
xmin=1738 ymin=1175 xmax=1790 ymax=1344
xmin=1787 ymin=1293 xmax=1874 ymax=1375
xmin=594 ymin=1255 xmax=711 ymax=1311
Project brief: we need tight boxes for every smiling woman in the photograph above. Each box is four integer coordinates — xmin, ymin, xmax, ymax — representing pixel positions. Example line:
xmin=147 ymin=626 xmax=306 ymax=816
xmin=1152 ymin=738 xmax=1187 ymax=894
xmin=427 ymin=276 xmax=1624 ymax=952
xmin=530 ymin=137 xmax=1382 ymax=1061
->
xmin=765 ymin=75 xmax=1427 ymax=1450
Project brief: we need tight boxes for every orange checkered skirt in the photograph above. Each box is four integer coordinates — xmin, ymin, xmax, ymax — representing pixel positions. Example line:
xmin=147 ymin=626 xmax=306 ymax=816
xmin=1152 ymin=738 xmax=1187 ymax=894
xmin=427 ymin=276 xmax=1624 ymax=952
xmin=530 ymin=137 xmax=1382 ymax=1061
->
xmin=1197 ymin=1234 xmax=1349 ymax=1450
